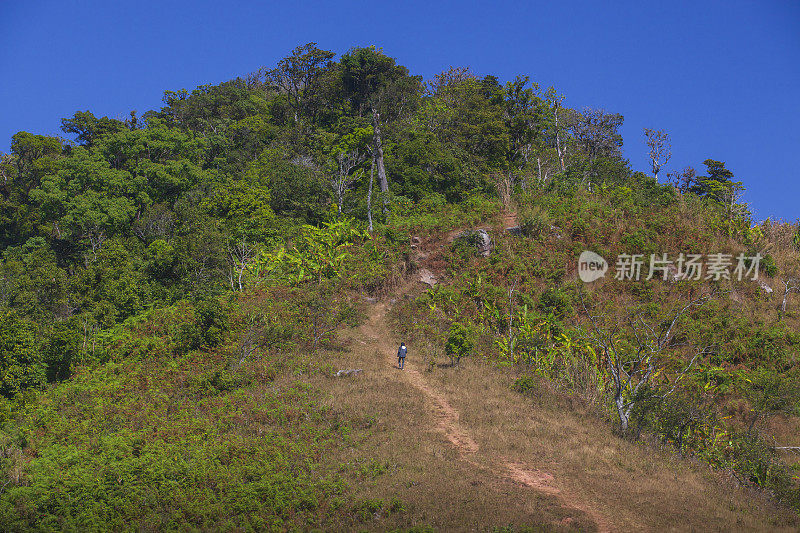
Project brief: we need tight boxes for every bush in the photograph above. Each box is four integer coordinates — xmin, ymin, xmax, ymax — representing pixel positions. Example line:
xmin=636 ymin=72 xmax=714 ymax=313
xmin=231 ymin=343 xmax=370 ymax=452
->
xmin=511 ymin=375 xmax=538 ymax=395
xmin=0 ymin=311 xmax=45 ymax=399
xmin=445 ymin=323 xmax=474 ymax=366
xmin=537 ymin=288 xmax=572 ymax=319
xmin=177 ymin=298 xmax=228 ymax=352
xmin=760 ymin=253 xmax=778 ymax=277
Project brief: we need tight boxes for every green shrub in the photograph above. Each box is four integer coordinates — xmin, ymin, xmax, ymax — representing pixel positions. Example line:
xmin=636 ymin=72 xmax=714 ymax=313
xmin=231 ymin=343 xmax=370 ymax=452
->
xmin=0 ymin=311 xmax=45 ymax=399
xmin=177 ymin=298 xmax=228 ymax=352
xmin=445 ymin=323 xmax=474 ymax=366
xmin=760 ymin=253 xmax=778 ymax=277
xmin=537 ymin=288 xmax=572 ymax=319
xmin=352 ymin=498 xmax=384 ymax=521
xmin=511 ymin=375 xmax=538 ymax=395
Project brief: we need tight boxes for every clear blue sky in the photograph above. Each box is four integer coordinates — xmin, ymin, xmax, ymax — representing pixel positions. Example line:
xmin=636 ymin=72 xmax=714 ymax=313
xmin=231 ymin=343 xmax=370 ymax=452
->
xmin=2 ymin=0 xmax=798 ymax=221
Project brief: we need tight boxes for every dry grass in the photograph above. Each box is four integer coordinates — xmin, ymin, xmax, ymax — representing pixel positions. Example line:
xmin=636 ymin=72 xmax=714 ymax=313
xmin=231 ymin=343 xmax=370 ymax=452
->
xmin=306 ymin=286 xmax=800 ymax=532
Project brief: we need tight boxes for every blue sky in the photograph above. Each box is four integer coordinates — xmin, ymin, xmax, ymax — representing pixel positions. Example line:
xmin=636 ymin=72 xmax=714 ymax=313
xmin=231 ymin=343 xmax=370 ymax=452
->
xmin=2 ymin=0 xmax=798 ymax=221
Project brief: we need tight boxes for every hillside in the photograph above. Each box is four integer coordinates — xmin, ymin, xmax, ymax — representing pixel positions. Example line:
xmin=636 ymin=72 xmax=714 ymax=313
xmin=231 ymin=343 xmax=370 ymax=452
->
xmin=0 ymin=43 xmax=798 ymax=530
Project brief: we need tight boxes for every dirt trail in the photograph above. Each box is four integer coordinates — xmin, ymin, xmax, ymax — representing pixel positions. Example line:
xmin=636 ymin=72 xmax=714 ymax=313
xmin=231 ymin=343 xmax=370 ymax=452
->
xmin=500 ymin=206 xmax=519 ymax=229
xmin=360 ymin=287 xmax=611 ymax=532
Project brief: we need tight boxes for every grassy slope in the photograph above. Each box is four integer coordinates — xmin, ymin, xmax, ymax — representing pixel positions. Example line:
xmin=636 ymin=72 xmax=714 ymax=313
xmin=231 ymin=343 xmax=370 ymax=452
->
xmin=317 ymin=277 xmax=798 ymax=532
xmin=1 ymin=194 xmax=799 ymax=531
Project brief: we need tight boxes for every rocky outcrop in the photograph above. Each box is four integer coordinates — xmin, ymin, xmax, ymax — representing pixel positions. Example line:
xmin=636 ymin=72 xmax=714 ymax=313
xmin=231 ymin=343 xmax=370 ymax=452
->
xmin=452 ymin=229 xmax=493 ymax=257
xmin=419 ymin=268 xmax=437 ymax=286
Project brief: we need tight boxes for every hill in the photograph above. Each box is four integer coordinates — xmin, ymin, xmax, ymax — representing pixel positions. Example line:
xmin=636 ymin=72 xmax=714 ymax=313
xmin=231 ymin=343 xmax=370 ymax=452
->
xmin=0 ymin=43 xmax=798 ymax=530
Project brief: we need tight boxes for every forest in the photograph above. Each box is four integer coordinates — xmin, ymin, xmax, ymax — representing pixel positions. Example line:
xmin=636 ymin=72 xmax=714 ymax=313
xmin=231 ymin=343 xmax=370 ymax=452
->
xmin=0 ymin=43 xmax=798 ymax=530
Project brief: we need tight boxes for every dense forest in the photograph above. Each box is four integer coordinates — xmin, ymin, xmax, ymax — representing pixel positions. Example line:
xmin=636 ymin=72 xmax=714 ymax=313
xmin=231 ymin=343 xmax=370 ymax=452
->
xmin=0 ymin=43 xmax=798 ymax=530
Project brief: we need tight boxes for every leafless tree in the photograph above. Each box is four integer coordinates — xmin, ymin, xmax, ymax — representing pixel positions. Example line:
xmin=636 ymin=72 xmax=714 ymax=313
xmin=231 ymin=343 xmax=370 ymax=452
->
xmin=235 ymin=319 xmax=266 ymax=367
xmin=331 ymin=148 xmax=366 ymax=214
xmin=643 ymin=128 xmax=672 ymax=181
xmin=580 ymin=291 xmax=715 ymax=432
xmin=227 ymin=239 xmax=257 ymax=292
xmin=535 ymin=148 xmax=559 ymax=186
xmin=84 ymin=226 xmax=106 ymax=262
xmin=549 ymin=92 xmax=569 ymax=172
xmin=133 ymin=203 xmax=175 ymax=243
xmin=666 ymin=166 xmax=697 ymax=193
xmin=781 ymin=278 xmax=800 ymax=314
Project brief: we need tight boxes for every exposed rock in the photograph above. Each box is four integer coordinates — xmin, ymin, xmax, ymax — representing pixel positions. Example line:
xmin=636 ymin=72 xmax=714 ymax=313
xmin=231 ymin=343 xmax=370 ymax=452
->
xmin=452 ymin=229 xmax=494 ymax=257
xmin=335 ymin=368 xmax=362 ymax=377
xmin=419 ymin=268 xmax=437 ymax=286
xmin=411 ymin=236 xmax=422 ymax=245
xmin=506 ymin=226 xmax=522 ymax=236
xmin=363 ymin=296 xmax=378 ymax=304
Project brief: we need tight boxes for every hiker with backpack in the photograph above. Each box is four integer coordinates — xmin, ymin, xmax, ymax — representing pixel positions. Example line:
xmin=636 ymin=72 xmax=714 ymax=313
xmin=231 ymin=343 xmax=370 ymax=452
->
xmin=397 ymin=342 xmax=407 ymax=369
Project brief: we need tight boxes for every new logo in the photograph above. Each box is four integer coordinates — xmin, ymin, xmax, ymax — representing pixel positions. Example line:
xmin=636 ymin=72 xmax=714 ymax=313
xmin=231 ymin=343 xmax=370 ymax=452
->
xmin=578 ymin=251 xmax=608 ymax=282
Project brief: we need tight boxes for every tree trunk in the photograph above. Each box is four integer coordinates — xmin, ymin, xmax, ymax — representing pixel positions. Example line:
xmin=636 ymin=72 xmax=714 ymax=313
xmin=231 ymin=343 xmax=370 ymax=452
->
xmin=537 ymin=156 xmax=542 ymax=184
xmin=367 ymin=156 xmax=375 ymax=232
xmin=371 ymin=106 xmax=389 ymax=213
xmin=555 ymin=108 xmax=566 ymax=172
xmin=616 ymin=393 xmax=630 ymax=432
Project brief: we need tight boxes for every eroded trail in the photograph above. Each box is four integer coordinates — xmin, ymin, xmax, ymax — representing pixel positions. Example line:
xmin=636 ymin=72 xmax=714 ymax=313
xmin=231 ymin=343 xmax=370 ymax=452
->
xmin=361 ymin=291 xmax=611 ymax=532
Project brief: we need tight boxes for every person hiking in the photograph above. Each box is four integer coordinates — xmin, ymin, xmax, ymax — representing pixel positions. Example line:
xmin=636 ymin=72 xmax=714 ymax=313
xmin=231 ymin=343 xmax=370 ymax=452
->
xmin=397 ymin=342 xmax=407 ymax=369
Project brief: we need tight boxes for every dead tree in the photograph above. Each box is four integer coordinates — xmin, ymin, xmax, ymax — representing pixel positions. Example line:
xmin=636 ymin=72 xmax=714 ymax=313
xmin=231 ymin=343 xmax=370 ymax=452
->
xmin=332 ymin=148 xmax=365 ymax=214
xmin=580 ymin=291 xmax=714 ymax=432
xmin=666 ymin=167 xmax=697 ymax=193
xmin=781 ymin=278 xmax=800 ymax=314
xmin=227 ymin=239 xmax=257 ymax=292
xmin=643 ymin=128 xmax=672 ymax=181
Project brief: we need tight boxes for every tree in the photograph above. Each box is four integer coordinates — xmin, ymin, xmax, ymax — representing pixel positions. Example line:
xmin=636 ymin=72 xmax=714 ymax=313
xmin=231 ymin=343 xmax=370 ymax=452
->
xmin=740 ymin=368 xmax=800 ymax=434
xmin=340 ymin=47 xmax=421 ymax=210
xmin=445 ymin=322 xmax=474 ymax=367
xmin=415 ymin=71 xmax=507 ymax=177
xmin=689 ymin=159 xmax=735 ymax=200
xmin=667 ymin=166 xmax=697 ymax=193
xmin=543 ymin=87 xmax=570 ymax=172
xmin=304 ymin=284 xmax=358 ymax=354
xmin=643 ymin=128 xmax=671 ymax=181
xmin=572 ymin=108 xmax=623 ymax=162
xmin=503 ymin=76 xmax=544 ymax=189
xmin=268 ymin=42 xmax=336 ymax=123
xmin=781 ymin=278 xmax=800 ymax=314
xmin=0 ymin=310 xmax=45 ymax=398
xmin=61 ymin=111 xmax=128 ymax=147
xmin=580 ymin=291 xmax=714 ymax=432
xmin=328 ymin=126 xmax=371 ymax=213
xmin=0 ymin=237 xmax=69 ymax=320
xmin=9 ymin=132 xmax=62 ymax=195
xmin=690 ymin=159 xmax=747 ymax=219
